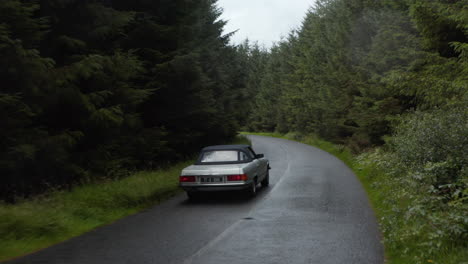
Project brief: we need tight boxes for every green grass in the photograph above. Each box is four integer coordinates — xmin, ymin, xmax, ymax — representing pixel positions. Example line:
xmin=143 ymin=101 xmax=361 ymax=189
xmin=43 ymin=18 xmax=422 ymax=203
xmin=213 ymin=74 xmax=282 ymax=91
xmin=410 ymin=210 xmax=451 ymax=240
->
xmin=0 ymin=135 xmax=251 ymax=262
xmin=244 ymin=132 xmax=468 ymax=264
xmin=230 ymin=134 xmax=252 ymax=145
xmin=0 ymin=161 xmax=189 ymax=261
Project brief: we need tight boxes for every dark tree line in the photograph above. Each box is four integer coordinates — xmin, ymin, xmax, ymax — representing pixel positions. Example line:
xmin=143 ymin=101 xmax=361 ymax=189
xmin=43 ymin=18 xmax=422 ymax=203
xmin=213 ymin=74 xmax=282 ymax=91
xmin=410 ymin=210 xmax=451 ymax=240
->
xmin=0 ymin=0 xmax=254 ymax=201
xmin=245 ymin=0 xmax=467 ymax=151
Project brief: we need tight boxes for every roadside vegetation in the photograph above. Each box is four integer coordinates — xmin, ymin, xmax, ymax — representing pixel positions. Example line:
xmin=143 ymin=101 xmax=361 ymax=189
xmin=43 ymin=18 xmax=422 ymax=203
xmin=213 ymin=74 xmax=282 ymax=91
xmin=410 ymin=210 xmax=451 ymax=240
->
xmin=246 ymin=129 xmax=467 ymax=264
xmin=0 ymin=162 xmax=188 ymax=261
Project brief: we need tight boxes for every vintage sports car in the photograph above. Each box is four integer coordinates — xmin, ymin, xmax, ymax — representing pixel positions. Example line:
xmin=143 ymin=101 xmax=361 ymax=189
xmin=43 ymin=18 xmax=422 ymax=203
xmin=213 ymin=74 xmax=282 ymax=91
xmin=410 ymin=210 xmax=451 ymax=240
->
xmin=179 ymin=145 xmax=270 ymax=199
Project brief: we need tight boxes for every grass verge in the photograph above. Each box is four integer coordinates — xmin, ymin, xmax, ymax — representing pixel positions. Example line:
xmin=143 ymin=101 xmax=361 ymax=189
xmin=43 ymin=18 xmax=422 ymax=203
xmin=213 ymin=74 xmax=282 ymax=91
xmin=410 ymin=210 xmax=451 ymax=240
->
xmin=244 ymin=132 xmax=468 ymax=264
xmin=0 ymin=135 xmax=251 ymax=262
xmin=0 ymin=161 xmax=189 ymax=261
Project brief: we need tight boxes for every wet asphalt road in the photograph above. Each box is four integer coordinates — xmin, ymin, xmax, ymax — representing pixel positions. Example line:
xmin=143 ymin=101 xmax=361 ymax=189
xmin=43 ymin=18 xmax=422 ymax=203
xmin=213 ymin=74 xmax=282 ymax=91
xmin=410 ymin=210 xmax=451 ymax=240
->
xmin=7 ymin=135 xmax=384 ymax=264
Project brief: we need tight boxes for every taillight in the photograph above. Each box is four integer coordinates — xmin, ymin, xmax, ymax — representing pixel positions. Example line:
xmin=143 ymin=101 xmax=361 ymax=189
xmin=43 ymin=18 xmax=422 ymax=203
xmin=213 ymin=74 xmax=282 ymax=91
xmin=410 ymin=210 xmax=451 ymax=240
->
xmin=180 ymin=176 xmax=196 ymax=182
xmin=227 ymin=174 xmax=248 ymax=181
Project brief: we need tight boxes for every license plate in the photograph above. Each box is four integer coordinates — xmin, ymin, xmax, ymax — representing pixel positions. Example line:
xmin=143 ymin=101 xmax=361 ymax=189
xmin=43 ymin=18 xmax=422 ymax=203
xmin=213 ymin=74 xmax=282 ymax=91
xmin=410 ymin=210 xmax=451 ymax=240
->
xmin=200 ymin=177 xmax=223 ymax=183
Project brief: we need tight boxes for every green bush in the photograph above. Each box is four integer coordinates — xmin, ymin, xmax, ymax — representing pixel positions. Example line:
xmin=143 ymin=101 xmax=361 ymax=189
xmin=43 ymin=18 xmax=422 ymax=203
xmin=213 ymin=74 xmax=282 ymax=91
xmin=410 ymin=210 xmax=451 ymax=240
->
xmin=363 ymin=107 xmax=468 ymax=263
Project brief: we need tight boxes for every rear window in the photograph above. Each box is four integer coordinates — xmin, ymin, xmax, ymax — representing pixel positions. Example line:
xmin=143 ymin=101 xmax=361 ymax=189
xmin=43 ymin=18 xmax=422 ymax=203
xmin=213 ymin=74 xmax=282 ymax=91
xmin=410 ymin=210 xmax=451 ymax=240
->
xmin=199 ymin=150 xmax=250 ymax=163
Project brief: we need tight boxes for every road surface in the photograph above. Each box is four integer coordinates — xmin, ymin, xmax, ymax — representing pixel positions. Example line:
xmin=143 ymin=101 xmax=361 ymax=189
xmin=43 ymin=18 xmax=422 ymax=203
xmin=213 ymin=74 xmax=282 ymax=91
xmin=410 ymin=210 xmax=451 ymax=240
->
xmin=7 ymin=135 xmax=384 ymax=264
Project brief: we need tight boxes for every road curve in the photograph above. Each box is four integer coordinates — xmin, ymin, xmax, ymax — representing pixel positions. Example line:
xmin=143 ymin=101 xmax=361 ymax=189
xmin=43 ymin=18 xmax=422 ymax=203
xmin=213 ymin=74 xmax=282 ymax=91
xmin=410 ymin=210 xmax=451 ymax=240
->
xmin=7 ymin=135 xmax=384 ymax=264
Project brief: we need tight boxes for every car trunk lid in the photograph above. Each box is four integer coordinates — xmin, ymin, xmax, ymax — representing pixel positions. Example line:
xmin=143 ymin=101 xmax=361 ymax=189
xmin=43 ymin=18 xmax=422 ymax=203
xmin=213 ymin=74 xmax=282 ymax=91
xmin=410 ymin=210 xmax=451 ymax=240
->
xmin=181 ymin=164 xmax=244 ymax=176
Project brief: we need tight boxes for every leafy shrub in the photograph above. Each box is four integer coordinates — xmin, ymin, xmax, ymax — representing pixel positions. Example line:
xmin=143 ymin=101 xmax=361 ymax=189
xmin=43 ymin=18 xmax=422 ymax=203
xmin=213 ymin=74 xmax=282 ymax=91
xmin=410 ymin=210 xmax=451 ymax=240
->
xmin=361 ymin=107 xmax=468 ymax=263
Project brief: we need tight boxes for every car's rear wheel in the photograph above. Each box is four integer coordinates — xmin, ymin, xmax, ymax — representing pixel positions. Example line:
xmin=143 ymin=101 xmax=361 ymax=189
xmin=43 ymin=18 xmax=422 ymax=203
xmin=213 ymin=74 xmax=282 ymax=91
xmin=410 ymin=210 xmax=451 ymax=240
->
xmin=261 ymin=171 xmax=270 ymax=187
xmin=186 ymin=191 xmax=199 ymax=200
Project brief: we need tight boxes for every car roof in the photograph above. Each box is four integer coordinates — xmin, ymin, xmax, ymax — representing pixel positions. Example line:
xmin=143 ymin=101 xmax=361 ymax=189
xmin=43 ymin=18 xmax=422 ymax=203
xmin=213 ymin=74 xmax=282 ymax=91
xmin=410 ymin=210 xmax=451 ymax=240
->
xmin=201 ymin=144 xmax=251 ymax=151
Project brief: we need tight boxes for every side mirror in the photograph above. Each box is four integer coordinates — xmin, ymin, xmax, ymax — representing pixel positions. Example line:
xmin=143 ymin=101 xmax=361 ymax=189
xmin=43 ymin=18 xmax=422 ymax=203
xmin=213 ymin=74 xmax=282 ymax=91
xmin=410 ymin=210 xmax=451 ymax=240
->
xmin=256 ymin=154 xmax=264 ymax=159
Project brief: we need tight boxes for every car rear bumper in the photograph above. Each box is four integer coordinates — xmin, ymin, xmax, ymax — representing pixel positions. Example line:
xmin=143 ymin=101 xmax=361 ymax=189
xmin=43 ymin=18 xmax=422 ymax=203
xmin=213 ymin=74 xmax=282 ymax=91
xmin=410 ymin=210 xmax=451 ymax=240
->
xmin=180 ymin=181 xmax=252 ymax=192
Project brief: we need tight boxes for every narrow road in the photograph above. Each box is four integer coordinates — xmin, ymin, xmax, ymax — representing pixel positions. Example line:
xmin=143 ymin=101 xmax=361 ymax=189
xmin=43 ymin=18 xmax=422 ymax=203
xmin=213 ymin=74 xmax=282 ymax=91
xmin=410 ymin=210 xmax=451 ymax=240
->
xmin=8 ymin=135 xmax=384 ymax=264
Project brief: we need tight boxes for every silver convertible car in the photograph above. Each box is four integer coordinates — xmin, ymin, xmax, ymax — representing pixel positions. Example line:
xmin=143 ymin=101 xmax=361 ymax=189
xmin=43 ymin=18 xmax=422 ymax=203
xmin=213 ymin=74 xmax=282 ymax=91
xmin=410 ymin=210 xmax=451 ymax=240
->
xmin=179 ymin=145 xmax=270 ymax=199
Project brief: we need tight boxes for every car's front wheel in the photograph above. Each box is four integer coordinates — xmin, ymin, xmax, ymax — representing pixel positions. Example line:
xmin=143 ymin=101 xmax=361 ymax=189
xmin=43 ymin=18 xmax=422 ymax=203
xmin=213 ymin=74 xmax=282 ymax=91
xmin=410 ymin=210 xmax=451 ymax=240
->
xmin=261 ymin=171 xmax=269 ymax=187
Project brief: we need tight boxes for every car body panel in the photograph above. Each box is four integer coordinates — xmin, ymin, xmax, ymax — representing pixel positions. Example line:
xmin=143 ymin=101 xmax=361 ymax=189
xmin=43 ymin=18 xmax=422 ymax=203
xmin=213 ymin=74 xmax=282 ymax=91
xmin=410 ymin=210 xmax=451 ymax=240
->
xmin=181 ymin=164 xmax=243 ymax=176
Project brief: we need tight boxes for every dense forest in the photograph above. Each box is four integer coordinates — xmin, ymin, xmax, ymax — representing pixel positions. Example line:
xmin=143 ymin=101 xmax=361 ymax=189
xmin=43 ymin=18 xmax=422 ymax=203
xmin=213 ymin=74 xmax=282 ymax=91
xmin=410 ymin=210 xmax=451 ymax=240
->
xmin=0 ymin=0 xmax=263 ymax=201
xmin=1 ymin=0 xmax=467 ymax=261
xmin=242 ymin=0 xmax=467 ymax=261
xmin=247 ymin=0 xmax=467 ymax=150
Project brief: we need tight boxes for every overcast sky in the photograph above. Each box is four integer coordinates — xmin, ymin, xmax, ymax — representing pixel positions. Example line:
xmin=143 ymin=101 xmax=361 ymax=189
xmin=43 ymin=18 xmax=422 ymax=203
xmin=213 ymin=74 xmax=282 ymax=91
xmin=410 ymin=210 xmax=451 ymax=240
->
xmin=217 ymin=0 xmax=316 ymax=48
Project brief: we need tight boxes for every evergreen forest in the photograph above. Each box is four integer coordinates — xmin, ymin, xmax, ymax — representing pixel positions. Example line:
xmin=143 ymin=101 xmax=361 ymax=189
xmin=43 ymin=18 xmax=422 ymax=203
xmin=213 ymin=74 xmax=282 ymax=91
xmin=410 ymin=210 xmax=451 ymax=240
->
xmin=247 ymin=0 xmax=467 ymax=152
xmin=1 ymin=0 xmax=253 ymax=201
xmin=0 ymin=0 xmax=467 ymax=261
xmin=243 ymin=0 xmax=467 ymax=261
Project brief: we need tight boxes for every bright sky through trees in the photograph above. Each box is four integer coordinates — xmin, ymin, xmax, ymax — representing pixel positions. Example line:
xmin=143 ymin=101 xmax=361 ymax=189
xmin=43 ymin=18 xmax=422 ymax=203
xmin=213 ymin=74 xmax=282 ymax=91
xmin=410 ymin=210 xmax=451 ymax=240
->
xmin=217 ymin=0 xmax=315 ymax=48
